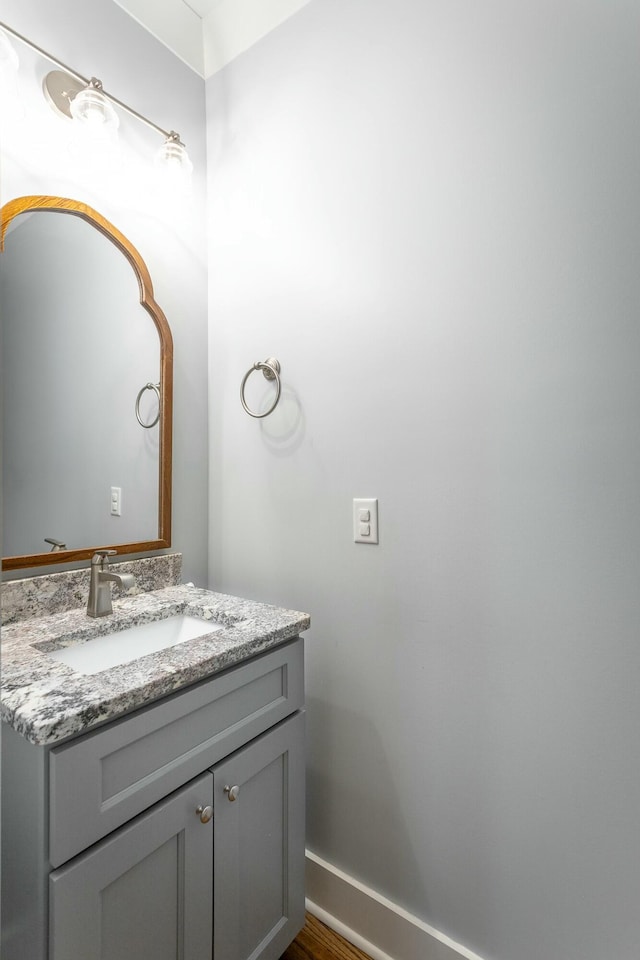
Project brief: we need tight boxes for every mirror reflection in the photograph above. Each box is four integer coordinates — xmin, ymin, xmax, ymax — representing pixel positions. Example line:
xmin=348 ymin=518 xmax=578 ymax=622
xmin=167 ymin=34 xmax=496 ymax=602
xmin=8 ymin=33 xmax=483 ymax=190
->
xmin=0 ymin=197 xmax=173 ymax=570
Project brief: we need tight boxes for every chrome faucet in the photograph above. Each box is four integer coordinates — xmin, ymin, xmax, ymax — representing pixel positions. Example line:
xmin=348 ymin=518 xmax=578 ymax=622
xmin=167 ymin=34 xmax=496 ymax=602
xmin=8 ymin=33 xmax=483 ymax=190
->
xmin=87 ymin=550 xmax=136 ymax=618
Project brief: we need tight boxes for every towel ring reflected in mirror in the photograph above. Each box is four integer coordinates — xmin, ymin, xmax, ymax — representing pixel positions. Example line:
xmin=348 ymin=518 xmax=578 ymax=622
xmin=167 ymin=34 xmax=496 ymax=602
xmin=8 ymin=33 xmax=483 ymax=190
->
xmin=136 ymin=382 xmax=161 ymax=429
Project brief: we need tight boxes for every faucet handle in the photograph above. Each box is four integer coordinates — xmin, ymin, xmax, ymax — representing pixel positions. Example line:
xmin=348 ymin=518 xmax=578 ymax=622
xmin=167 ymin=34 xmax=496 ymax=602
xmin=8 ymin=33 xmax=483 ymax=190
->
xmin=91 ymin=549 xmax=117 ymax=566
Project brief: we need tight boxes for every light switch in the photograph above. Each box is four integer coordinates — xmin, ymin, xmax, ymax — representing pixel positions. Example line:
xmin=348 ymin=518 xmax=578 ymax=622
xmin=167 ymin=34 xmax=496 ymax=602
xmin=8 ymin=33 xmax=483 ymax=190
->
xmin=353 ymin=498 xmax=378 ymax=544
xmin=110 ymin=486 xmax=122 ymax=517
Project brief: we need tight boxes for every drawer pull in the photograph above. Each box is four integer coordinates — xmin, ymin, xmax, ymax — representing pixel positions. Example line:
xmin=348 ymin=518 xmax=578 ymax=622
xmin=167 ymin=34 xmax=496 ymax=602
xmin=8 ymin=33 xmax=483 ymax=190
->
xmin=224 ymin=784 xmax=240 ymax=802
xmin=196 ymin=804 xmax=214 ymax=823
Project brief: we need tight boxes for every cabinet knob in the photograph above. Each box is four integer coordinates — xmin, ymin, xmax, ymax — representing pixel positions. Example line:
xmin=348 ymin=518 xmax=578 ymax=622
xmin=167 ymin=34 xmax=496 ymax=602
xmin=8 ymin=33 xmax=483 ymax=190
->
xmin=224 ymin=784 xmax=240 ymax=802
xmin=196 ymin=804 xmax=214 ymax=823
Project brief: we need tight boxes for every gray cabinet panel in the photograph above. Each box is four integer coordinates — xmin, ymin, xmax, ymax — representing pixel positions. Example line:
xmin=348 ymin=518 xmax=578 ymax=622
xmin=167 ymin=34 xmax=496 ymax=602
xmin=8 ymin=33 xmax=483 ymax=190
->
xmin=0 ymin=723 xmax=49 ymax=960
xmin=49 ymin=773 xmax=214 ymax=960
xmin=213 ymin=712 xmax=306 ymax=960
xmin=50 ymin=638 xmax=303 ymax=866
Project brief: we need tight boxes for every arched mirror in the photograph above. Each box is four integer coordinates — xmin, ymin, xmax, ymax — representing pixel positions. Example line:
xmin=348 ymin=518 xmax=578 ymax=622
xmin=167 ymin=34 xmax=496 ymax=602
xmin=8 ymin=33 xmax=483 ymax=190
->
xmin=0 ymin=195 xmax=173 ymax=571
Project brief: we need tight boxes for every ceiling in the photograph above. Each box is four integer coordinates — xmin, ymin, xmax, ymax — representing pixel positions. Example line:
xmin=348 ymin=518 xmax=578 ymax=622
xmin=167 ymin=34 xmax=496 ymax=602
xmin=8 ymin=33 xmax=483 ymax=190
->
xmin=114 ymin=0 xmax=311 ymax=78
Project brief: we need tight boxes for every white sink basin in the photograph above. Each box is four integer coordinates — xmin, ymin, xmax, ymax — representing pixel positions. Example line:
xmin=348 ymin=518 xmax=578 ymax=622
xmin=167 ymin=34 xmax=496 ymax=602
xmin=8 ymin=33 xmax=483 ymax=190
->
xmin=47 ymin=614 xmax=222 ymax=675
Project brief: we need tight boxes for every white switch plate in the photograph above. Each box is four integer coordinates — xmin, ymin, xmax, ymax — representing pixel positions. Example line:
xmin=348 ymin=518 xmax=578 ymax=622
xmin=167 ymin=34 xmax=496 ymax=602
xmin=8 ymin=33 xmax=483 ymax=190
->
xmin=110 ymin=486 xmax=122 ymax=517
xmin=353 ymin=498 xmax=378 ymax=544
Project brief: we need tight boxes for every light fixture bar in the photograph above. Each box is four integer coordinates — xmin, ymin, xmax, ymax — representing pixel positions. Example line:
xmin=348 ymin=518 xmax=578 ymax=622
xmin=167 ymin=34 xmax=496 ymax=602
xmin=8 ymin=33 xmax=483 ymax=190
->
xmin=0 ymin=20 xmax=182 ymax=144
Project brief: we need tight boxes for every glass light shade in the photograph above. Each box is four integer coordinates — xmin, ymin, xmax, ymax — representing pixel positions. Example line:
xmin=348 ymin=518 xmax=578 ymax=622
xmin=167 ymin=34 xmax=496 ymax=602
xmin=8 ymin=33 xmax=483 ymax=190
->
xmin=70 ymin=84 xmax=119 ymax=133
xmin=155 ymin=137 xmax=193 ymax=177
xmin=0 ymin=31 xmax=24 ymax=125
xmin=0 ymin=29 xmax=19 ymax=72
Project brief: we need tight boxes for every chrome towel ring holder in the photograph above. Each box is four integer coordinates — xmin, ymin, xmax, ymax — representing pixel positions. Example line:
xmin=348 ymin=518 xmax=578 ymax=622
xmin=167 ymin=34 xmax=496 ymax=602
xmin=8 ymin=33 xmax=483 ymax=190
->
xmin=240 ymin=358 xmax=282 ymax=418
xmin=135 ymin=382 xmax=161 ymax=428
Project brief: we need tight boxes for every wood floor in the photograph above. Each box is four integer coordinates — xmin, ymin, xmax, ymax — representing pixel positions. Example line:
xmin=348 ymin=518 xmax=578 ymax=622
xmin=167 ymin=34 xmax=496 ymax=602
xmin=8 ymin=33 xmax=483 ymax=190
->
xmin=280 ymin=913 xmax=373 ymax=960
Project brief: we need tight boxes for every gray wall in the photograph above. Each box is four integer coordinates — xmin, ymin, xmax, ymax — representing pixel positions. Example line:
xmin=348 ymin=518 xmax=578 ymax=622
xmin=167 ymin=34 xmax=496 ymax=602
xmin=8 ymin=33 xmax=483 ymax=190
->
xmin=1 ymin=0 xmax=209 ymax=584
xmin=206 ymin=2 xmax=640 ymax=958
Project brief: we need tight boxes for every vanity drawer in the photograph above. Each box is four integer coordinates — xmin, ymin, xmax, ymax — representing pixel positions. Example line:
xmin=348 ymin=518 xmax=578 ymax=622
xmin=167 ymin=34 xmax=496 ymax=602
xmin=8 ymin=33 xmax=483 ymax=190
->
xmin=49 ymin=637 xmax=304 ymax=867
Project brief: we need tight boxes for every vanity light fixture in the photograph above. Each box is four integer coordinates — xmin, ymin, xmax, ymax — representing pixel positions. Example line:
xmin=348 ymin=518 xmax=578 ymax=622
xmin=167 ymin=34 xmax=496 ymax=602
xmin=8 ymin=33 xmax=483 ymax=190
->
xmin=0 ymin=22 xmax=193 ymax=176
xmin=68 ymin=77 xmax=120 ymax=134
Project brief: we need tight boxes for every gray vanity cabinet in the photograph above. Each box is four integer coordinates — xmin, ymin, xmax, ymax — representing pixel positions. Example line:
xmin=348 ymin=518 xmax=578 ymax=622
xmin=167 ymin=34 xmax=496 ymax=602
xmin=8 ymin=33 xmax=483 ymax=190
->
xmin=49 ymin=772 xmax=215 ymax=960
xmin=213 ymin=712 xmax=306 ymax=960
xmin=1 ymin=637 xmax=306 ymax=960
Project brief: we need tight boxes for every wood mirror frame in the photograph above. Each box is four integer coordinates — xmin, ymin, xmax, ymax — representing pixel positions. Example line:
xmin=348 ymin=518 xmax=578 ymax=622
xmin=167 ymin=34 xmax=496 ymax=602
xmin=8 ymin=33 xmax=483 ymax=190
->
xmin=0 ymin=195 xmax=173 ymax=571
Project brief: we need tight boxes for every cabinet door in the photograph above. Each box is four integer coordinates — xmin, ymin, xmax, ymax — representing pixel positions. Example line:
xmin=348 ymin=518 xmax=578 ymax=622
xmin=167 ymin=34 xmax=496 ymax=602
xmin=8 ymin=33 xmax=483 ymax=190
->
xmin=50 ymin=772 xmax=214 ymax=960
xmin=213 ymin=711 xmax=305 ymax=960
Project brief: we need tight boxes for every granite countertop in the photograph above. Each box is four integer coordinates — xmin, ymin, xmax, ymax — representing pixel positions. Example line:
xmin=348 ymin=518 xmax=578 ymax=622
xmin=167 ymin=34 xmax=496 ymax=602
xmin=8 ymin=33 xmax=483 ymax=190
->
xmin=1 ymin=584 xmax=310 ymax=746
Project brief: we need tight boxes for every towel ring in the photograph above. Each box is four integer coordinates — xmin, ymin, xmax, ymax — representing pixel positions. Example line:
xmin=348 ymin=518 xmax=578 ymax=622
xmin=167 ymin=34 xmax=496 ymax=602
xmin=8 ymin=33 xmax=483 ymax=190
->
xmin=135 ymin=382 xmax=161 ymax=428
xmin=240 ymin=358 xmax=282 ymax=418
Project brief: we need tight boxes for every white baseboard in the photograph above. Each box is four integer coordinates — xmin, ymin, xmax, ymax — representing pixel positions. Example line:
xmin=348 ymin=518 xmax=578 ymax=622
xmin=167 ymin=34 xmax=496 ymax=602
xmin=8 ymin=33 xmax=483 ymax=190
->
xmin=305 ymin=850 xmax=486 ymax=960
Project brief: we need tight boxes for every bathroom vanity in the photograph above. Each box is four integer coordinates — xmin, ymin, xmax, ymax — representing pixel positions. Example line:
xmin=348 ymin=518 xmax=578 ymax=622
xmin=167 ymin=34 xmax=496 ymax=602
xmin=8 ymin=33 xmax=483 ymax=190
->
xmin=1 ymin=196 xmax=310 ymax=960
xmin=1 ymin=577 xmax=310 ymax=960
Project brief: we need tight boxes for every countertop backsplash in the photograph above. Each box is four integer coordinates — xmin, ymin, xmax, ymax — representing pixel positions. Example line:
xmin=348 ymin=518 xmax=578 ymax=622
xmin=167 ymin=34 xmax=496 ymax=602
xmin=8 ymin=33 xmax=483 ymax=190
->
xmin=1 ymin=554 xmax=183 ymax=626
